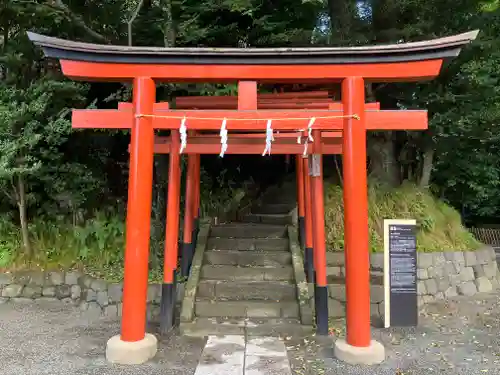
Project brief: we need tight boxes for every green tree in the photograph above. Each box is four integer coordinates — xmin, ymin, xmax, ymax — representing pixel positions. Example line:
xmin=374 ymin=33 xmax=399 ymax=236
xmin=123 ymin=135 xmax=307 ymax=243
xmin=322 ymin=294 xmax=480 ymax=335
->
xmin=431 ymin=8 xmax=500 ymax=217
xmin=0 ymin=80 xmax=96 ymax=256
xmin=0 ymin=0 xmax=119 ymax=258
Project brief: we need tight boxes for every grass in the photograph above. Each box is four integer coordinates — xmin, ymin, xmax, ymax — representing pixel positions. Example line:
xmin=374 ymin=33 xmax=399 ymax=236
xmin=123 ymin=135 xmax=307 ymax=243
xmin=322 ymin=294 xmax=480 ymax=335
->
xmin=324 ymin=180 xmax=481 ymax=253
xmin=0 ymin=181 xmax=481 ymax=279
xmin=0 ymin=212 xmax=146 ymax=282
xmin=0 ymin=176 xmax=243 ymax=281
xmin=0 ymin=162 xmax=251 ymax=281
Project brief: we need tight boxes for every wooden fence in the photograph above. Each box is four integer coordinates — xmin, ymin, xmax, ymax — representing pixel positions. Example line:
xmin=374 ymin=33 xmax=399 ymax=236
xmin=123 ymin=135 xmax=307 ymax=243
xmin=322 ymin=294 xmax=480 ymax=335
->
xmin=469 ymin=227 xmax=500 ymax=247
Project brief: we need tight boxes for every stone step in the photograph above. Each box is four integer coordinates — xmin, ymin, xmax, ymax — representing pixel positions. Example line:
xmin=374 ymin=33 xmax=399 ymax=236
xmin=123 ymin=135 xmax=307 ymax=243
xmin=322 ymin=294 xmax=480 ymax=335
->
xmin=261 ymin=190 xmax=296 ymax=202
xmin=261 ymin=183 xmax=296 ymax=198
xmin=206 ymin=237 xmax=289 ymax=251
xmin=205 ymin=250 xmax=292 ymax=267
xmin=210 ymin=223 xmax=287 ymax=239
xmin=242 ymin=213 xmax=292 ymax=225
xmin=246 ymin=318 xmax=311 ymax=337
xmin=181 ymin=317 xmax=311 ymax=337
xmin=253 ymin=203 xmax=295 ymax=215
xmin=197 ymin=280 xmax=296 ymax=300
xmin=200 ymin=265 xmax=294 ymax=281
xmin=194 ymin=299 xmax=299 ymax=318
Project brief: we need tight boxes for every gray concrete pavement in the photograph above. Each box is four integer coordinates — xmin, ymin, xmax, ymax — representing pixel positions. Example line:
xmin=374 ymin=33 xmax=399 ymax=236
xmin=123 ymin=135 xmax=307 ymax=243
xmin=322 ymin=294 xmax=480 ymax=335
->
xmin=1 ymin=294 xmax=500 ymax=374
xmin=286 ymin=293 xmax=500 ymax=375
xmin=0 ymin=300 xmax=205 ymax=375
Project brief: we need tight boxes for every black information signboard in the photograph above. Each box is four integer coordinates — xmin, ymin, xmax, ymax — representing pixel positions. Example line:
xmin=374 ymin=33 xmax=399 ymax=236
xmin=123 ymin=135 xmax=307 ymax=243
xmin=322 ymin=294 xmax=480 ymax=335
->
xmin=387 ymin=223 xmax=418 ymax=327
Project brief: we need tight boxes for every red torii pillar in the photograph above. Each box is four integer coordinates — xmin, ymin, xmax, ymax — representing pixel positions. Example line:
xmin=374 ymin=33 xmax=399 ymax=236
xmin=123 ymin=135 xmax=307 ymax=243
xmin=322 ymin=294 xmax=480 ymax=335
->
xmin=296 ymin=155 xmax=306 ymax=248
xmin=180 ymin=136 xmax=197 ymax=278
xmin=190 ymin=153 xmax=201 ymax=263
xmin=310 ymin=129 xmax=329 ymax=335
xmin=303 ymin=155 xmax=314 ymax=285
xmin=121 ymin=100 xmax=192 ymax=335
xmin=295 ymin=101 xmax=379 ymax=251
xmin=120 ymin=101 xmax=201 ymax=287
xmin=160 ymin=129 xmax=181 ymax=334
xmin=120 ymin=77 xmax=156 ymax=345
xmin=341 ymin=77 xmax=372 ymax=347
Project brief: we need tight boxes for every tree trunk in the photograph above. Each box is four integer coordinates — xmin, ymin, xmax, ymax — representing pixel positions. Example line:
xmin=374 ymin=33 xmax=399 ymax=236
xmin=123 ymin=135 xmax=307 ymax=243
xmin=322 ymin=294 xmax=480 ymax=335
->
xmin=2 ymin=20 xmax=9 ymax=80
xmin=16 ymin=175 xmax=32 ymax=258
xmin=368 ymin=134 xmax=399 ymax=186
xmin=162 ymin=0 xmax=176 ymax=47
xmin=327 ymin=0 xmax=352 ymax=43
xmin=419 ymin=147 xmax=434 ymax=188
xmin=334 ymin=155 xmax=343 ymax=187
xmin=50 ymin=0 xmax=110 ymax=43
xmin=371 ymin=0 xmax=399 ymax=42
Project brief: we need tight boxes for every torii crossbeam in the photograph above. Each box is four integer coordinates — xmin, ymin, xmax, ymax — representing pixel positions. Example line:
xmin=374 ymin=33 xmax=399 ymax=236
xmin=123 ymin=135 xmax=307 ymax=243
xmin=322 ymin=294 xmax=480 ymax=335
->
xmin=74 ymin=102 xmax=427 ymax=155
xmin=28 ymin=29 xmax=478 ymax=366
xmin=72 ymin=108 xmax=427 ymax=131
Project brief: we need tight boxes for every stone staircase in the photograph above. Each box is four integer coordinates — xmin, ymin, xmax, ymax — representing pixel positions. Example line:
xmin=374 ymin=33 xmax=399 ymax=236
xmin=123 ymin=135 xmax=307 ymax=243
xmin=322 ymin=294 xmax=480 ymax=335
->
xmin=181 ymin=180 xmax=312 ymax=337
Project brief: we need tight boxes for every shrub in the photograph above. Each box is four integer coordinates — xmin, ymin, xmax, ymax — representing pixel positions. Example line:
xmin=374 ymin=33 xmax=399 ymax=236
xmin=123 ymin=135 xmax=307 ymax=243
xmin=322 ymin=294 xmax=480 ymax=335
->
xmin=324 ymin=180 xmax=481 ymax=252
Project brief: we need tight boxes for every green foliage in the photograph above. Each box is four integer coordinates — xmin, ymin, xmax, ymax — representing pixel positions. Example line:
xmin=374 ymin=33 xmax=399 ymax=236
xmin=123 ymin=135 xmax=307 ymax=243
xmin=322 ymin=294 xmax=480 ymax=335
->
xmin=0 ymin=0 xmax=498 ymax=275
xmin=0 ymin=214 xmax=18 ymax=268
xmin=324 ymin=181 xmax=481 ymax=253
xmin=199 ymin=167 xmax=244 ymax=217
xmin=0 ymin=80 xmax=102 ymax=210
xmin=430 ymin=9 xmax=500 ymax=217
xmin=0 ymin=211 xmax=131 ymax=280
xmin=481 ymin=0 xmax=500 ymax=12
xmin=72 ymin=213 xmax=125 ymax=264
xmin=359 ymin=0 xmax=500 ymax=217
xmin=172 ymin=0 xmax=322 ymax=47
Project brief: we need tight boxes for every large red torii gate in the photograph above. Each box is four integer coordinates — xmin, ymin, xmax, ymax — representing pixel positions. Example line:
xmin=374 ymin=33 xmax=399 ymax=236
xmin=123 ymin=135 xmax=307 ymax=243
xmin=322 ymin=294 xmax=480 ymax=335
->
xmin=28 ymin=30 xmax=477 ymax=366
xmin=80 ymin=96 xmax=426 ymax=289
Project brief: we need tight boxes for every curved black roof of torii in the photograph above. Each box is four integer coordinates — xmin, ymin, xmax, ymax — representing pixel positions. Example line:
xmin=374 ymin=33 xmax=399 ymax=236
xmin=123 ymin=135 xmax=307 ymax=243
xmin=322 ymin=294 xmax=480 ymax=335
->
xmin=27 ymin=31 xmax=479 ymax=65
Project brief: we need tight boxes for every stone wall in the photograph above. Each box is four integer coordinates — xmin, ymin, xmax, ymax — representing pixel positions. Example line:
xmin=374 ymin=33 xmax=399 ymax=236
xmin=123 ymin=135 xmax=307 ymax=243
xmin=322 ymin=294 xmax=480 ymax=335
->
xmin=2 ymin=247 xmax=498 ymax=324
xmin=324 ymin=246 xmax=500 ymax=320
xmin=0 ymin=271 xmax=183 ymax=320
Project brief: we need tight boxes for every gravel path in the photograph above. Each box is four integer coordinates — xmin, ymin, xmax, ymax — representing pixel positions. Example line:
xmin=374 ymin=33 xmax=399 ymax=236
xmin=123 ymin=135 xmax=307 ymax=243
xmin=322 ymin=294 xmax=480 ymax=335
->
xmin=286 ymin=293 xmax=500 ymax=375
xmin=1 ymin=294 xmax=499 ymax=374
xmin=0 ymin=300 xmax=205 ymax=375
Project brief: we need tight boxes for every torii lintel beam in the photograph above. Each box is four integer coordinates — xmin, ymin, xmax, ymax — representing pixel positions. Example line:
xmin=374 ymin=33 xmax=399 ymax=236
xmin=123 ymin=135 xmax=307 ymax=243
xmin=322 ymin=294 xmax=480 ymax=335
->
xmin=72 ymin=109 xmax=428 ymax=131
xmin=27 ymin=31 xmax=478 ymax=82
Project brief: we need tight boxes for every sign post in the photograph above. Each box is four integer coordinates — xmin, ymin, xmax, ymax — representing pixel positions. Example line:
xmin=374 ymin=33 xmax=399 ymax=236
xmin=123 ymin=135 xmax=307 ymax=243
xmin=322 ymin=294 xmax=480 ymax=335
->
xmin=384 ymin=219 xmax=418 ymax=328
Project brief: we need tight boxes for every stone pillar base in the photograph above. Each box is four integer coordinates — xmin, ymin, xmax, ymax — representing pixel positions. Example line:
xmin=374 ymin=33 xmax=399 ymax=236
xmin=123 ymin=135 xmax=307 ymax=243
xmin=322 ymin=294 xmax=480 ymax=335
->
xmin=106 ymin=333 xmax=158 ymax=365
xmin=334 ymin=339 xmax=385 ymax=365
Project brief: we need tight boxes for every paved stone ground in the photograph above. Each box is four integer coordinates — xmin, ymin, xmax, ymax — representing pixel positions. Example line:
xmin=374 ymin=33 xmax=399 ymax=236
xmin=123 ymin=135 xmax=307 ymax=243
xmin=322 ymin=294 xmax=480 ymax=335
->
xmin=1 ymin=294 xmax=500 ymax=374
xmin=286 ymin=293 xmax=500 ymax=375
xmin=0 ymin=300 xmax=205 ymax=375
xmin=194 ymin=335 xmax=292 ymax=375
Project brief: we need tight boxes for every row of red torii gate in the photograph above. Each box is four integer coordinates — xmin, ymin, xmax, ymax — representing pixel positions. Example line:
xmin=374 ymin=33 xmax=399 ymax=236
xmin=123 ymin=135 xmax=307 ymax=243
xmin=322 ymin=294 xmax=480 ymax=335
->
xmin=28 ymin=30 xmax=477 ymax=365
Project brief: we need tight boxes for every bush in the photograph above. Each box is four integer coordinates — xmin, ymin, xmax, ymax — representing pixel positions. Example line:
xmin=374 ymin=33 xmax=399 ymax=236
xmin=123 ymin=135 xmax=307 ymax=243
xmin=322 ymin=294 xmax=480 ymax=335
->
xmin=0 ymin=214 xmax=18 ymax=269
xmin=324 ymin=180 xmax=481 ymax=253
xmin=0 ymin=212 xmax=131 ymax=281
xmin=0 ymin=166 xmax=251 ymax=280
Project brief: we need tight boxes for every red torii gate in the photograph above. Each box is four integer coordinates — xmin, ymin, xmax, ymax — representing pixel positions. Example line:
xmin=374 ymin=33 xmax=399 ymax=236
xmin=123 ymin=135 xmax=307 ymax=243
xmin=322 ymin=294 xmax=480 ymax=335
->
xmin=81 ymin=96 xmax=425 ymax=290
xmin=28 ymin=30 xmax=477 ymax=366
xmin=114 ymin=98 xmax=388 ymax=287
xmin=113 ymin=97 xmax=417 ymax=283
